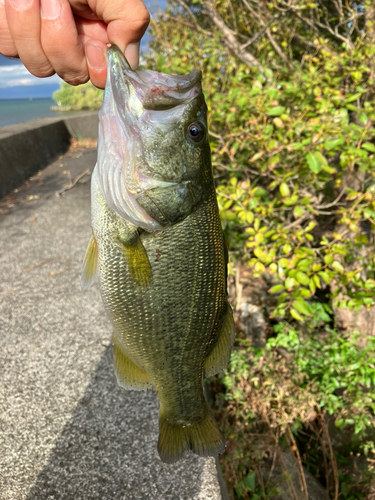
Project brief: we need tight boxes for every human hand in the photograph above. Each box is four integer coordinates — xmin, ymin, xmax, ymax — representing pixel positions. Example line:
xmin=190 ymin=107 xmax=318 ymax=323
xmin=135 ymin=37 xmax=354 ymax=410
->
xmin=0 ymin=0 xmax=150 ymax=88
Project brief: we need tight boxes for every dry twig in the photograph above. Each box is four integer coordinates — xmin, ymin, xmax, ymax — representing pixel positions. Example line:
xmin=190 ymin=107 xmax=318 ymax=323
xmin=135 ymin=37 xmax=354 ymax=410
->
xmin=20 ymin=259 xmax=52 ymax=275
xmin=57 ymin=168 xmax=90 ymax=197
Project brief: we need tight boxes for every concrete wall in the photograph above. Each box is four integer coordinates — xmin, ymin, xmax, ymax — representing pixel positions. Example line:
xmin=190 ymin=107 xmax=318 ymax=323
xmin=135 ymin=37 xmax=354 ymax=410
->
xmin=0 ymin=111 xmax=99 ymax=199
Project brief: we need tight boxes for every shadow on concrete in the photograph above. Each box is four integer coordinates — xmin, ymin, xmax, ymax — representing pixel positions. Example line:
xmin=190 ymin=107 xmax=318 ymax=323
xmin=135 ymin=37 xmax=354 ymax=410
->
xmin=26 ymin=346 xmax=206 ymax=500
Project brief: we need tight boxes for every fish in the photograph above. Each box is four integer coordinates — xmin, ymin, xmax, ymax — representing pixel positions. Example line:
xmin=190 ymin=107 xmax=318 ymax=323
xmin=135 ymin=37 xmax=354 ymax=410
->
xmin=81 ymin=45 xmax=235 ymax=464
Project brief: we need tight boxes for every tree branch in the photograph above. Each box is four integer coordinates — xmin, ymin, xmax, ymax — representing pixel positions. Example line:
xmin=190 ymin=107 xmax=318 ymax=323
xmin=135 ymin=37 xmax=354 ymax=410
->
xmin=278 ymin=0 xmax=356 ymax=49
xmin=240 ymin=0 xmax=291 ymax=66
xmin=173 ymin=0 xmax=212 ymax=35
xmin=240 ymin=21 xmax=273 ymax=51
xmin=204 ymin=4 xmax=265 ymax=71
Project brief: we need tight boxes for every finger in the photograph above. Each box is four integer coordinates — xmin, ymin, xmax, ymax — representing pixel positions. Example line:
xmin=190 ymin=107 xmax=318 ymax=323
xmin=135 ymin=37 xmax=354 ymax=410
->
xmin=68 ymin=0 xmax=101 ymax=21
xmin=84 ymin=39 xmax=107 ymax=89
xmin=40 ymin=0 xmax=89 ymax=85
xmin=104 ymin=0 xmax=150 ymax=56
xmin=71 ymin=0 xmax=150 ymax=66
xmin=4 ymin=0 xmax=54 ymax=76
xmin=0 ymin=0 xmax=18 ymax=57
xmin=75 ymin=16 xmax=110 ymax=44
xmin=124 ymin=41 xmax=139 ymax=69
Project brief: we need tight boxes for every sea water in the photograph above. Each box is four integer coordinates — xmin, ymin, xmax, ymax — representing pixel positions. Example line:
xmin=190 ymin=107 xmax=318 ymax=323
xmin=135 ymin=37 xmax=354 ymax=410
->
xmin=0 ymin=98 xmax=63 ymax=129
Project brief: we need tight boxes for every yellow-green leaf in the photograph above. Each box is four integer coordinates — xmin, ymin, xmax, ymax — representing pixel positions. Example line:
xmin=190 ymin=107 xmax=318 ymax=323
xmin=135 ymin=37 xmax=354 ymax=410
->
xmin=296 ymin=271 xmax=310 ymax=285
xmin=293 ymin=205 xmax=304 ymax=218
xmin=267 ymin=106 xmax=286 ymax=116
xmin=362 ymin=142 xmax=375 ymax=153
xmin=332 ymin=260 xmax=344 ymax=272
xmin=280 ymin=182 xmax=290 ymax=197
xmin=290 ymin=308 xmax=303 ymax=321
xmin=292 ymin=299 xmax=313 ymax=316
xmin=285 ymin=277 xmax=296 ymax=289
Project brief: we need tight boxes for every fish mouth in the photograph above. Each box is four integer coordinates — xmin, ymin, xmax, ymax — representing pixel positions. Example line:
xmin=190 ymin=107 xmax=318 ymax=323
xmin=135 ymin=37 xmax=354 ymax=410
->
xmin=107 ymin=45 xmax=202 ymax=111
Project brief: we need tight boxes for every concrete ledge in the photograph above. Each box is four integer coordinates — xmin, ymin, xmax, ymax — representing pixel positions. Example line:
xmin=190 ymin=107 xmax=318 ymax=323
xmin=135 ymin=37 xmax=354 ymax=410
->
xmin=0 ymin=111 xmax=98 ymax=198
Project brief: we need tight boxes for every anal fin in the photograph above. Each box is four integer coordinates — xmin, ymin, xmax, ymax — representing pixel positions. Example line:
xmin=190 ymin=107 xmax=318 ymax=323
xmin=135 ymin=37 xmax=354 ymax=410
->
xmin=81 ymin=235 xmax=98 ymax=291
xmin=118 ymin=227 xmax=152 ymax=287
xmin=204 ymin=304 xmax=235 ymax=378
xmin=113 ymin=335 xmax=151 ymax=391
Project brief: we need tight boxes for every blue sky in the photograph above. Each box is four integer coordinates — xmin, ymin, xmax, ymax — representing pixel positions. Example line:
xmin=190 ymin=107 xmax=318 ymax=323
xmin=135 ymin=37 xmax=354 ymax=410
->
xmin=0 ymin=55 xmax=61 ymax=99
xmin=0 ymin=0 xmax=164 ymax=100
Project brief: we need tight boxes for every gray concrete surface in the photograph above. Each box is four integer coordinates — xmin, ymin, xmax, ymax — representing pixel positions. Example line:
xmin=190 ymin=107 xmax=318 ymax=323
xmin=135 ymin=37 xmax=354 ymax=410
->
xmin=0 ymin=112 xmax=99 ymax=199
xmin=0 ymin=145 xmax=225 ymax=500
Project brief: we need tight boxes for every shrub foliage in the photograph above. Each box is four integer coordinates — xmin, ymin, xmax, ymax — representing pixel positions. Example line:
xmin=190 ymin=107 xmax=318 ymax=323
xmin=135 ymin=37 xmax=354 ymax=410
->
xmin=53 ymin=81 xmax=102 ymax=110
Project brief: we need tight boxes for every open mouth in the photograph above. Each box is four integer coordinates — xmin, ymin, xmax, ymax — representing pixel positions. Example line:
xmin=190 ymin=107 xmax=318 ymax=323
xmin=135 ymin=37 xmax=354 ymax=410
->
xmin=107 ymin=45 xmax=202 ymax=112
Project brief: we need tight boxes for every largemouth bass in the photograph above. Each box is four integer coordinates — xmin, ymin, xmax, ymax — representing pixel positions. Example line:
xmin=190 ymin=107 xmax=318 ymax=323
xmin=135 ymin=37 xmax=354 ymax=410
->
xmin=81 ymin=46 xmax=235 ymax=463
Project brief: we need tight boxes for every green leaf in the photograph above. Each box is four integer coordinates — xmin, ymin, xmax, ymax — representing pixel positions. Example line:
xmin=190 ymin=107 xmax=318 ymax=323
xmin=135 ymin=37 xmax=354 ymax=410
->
xmin=267 ymin=106 xmax=286 ymax=116
xmin=306 ymin=153 xmax=321 ymax=173
xmin=283 ymin=195 xmax=299 ymax=206
xmin=290 ymin=308 xmax=303 ymax=321
xmin=293 ymin=206 xmax=304 ymax=218
xmin=292 ymin=299 xmax=313 ymax=316
xmin=313 ymin=275 xmax=321 ymax=288
xmin=324 ymin=254 xmax=334 ymax=265
xmin=220 ymin=210 xmax=236 ymax=220
xmin=314 ymin=152 xmax=328 ymax=167
xmin=269 ymin=284 xmax=285 ymax=294
xmin=346 ymin=92 xmax=362 ymax=103
xmin=332 ymin=261 xmax=344 ymax=272
xmin=358 ymin=112 xmax=368 ymax=125
xmin=246 ymin=212 xmax=254 ymax=224
xmin=322 ymin=165 xmax=337 ymax=174
xmin=318 ymin=271 xmax=331 ymax=284
xmin=280 ymin=182 xmax=290 ymax=197
xmin=324 ymin=138 xmax=345 ymax=150
xmin=285 ymin=277 xmax=296 ymax=289
xmin=362 ymin=143 xmax=375 ymax=153
xmin=296 ymin=271 xmax=310 ymax=286
xmin=243 ymin=473 xmax=256 ymax=491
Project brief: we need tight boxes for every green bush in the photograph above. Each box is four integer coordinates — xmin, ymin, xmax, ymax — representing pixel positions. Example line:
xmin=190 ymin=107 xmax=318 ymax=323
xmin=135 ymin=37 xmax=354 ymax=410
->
xmin=216 ymin=323 xmax=375 ymax=498
xmin=147 ymin=5 xmax=375 ymax=325
xmin=53 ymin=81 xmax=103 ymax=110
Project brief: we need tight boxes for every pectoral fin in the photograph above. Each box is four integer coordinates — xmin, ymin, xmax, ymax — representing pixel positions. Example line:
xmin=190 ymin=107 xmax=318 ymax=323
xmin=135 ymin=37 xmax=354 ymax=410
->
xmin=81 ymin=235 xmax=99 ymax=291
xmin=118 ymin=227 xmax=152 ymax=287
xmin=204 ymin=304 xmax=235 ymax=377
xmin=113 ymin=335 xmax=151 ymax=391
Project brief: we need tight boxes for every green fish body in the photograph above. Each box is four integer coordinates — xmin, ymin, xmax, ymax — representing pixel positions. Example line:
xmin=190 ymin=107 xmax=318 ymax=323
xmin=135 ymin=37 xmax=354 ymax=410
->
xmin=82 ymin=46 xmax=235 ymax=463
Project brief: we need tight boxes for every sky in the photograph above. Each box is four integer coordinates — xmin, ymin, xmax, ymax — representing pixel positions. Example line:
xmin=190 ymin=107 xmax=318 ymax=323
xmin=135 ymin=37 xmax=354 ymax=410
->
xmin=0 ymin=0 xmax=165 ymax=100
xmin=0 ymin=55 xmax=61 ymax=99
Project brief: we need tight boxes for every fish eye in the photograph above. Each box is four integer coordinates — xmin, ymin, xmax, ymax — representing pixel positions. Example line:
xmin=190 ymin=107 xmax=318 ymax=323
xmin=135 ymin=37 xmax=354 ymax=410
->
xmin=187 ymin=122 xmax=205 ymax=143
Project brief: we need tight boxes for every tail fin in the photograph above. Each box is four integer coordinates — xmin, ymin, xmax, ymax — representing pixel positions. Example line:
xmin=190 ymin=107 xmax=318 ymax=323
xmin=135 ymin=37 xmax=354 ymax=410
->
xmin=158 ymin=414 xmax=225 ymax=464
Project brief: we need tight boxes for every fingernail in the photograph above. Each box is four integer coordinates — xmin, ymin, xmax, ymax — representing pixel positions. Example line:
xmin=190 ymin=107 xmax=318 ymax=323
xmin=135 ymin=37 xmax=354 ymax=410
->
xmin=125 ymin=43 xmax=140 ymax=69
xmin=41 ymin=0 xmax=61 ymax=19
xmin=86 ymin=42 xmax=106 ymax=71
